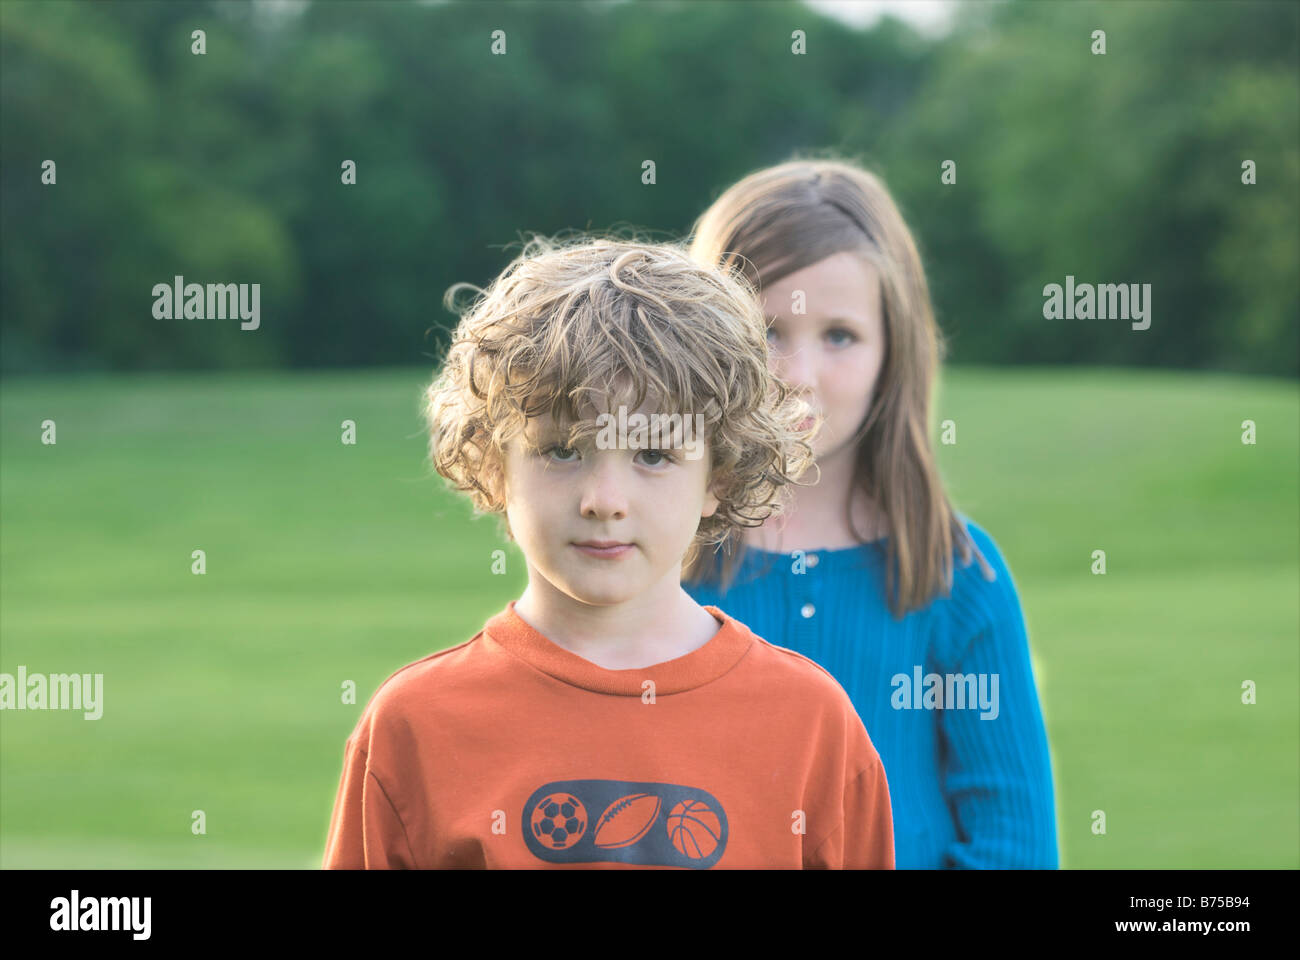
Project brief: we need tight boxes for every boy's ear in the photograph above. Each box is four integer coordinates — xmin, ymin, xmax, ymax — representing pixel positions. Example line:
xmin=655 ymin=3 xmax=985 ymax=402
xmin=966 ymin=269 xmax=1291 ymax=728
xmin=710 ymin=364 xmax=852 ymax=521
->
xmin=701 ymin=478 xmax=721 ymax=519
xmin=482 ymin=448 xmax=507 ymax=506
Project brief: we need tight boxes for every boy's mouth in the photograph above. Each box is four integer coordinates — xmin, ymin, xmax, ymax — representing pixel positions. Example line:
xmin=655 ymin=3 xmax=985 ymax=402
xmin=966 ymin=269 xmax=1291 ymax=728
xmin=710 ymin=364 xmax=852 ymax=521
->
xmin=572 ymin=540 xmax=634 ymax=558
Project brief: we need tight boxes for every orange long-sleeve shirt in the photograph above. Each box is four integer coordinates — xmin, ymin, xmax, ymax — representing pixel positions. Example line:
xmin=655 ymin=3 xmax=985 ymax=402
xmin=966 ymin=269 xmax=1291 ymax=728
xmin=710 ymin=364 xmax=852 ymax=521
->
xmin=323 ymin=601 xmax=894 ymax=869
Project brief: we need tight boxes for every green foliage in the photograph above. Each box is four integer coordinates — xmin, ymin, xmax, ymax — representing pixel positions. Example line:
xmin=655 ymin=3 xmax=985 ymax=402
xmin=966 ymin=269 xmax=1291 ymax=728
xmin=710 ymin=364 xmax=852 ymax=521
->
xmin=1 ymin=0 xmax=1295 ymax=374
xmin=881 ymin=0 xmax=1299 ymax=375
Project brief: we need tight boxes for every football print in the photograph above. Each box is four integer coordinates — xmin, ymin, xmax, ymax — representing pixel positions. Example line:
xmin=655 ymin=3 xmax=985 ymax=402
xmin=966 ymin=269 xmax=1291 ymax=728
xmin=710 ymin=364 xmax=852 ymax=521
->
xmin=593 ymin=793 xmax=662 ymax=849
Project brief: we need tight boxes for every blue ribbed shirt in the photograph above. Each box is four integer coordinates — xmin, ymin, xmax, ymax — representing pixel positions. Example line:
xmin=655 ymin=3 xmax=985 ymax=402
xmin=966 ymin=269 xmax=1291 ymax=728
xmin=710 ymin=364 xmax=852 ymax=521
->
xmin=685 ymin=517 xmax=1059 ymax=869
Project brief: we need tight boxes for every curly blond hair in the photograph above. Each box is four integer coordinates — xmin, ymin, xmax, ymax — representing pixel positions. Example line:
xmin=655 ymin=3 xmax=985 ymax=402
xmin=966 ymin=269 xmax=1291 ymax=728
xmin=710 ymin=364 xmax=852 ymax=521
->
xmin=421 ymin=234 xmax=818 ymax=567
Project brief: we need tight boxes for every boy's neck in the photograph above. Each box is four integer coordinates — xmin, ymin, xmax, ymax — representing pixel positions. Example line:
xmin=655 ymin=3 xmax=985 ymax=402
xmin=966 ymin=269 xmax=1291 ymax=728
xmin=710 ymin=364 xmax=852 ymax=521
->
xmin=513 ymin=569 xmax=723 ymax=671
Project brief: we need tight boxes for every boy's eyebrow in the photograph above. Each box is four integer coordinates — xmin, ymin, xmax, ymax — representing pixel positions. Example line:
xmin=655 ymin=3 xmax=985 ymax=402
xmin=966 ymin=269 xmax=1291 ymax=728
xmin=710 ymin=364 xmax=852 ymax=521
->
xmin=527 ymin=427 xmax=565 ymax=443
xmin=529 ymin=418 xmax=696 ymax=448
xmin=529 ymin=423 xmax=578 ymax=443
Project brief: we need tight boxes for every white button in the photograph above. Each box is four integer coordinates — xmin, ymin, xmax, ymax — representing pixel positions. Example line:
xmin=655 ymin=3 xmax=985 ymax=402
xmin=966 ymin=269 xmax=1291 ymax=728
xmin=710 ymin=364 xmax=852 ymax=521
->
xmin=805 ymin=553 xmax=819 ymax=568
xmin=801 ymin=603 xmax=815 ymax=618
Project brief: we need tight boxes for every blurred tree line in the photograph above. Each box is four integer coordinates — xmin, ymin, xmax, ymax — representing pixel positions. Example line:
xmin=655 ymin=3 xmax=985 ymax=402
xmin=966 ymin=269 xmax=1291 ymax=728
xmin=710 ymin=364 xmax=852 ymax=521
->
xmin=2 ymin=0 xmax=1295 ymax=375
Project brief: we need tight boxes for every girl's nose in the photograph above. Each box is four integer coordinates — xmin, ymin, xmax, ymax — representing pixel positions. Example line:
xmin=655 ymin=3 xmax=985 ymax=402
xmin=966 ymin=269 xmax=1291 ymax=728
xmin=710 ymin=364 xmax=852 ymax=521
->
xmin=775 ymin=338 xmax=818 ymax=393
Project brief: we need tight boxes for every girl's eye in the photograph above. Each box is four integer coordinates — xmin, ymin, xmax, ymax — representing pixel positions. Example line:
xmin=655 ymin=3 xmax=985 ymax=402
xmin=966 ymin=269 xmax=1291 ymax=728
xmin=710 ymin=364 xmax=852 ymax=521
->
xmin=638 ymin=449 xmax=676 ymax=467
xmin=542 ymin=444 xmax=578 ymax=462
xmin=826 ymin=328 xmax=857 ymax=347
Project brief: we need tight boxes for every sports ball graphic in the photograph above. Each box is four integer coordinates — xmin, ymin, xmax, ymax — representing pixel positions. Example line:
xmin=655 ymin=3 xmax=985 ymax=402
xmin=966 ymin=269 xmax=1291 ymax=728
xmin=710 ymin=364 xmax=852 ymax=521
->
xmin=529 ymin=793 xmax=587 ymax=850
xmin=593 ymin=793 xmax=662 ymax=849
xmin=666 ymin=798 xmax=722 ymax=860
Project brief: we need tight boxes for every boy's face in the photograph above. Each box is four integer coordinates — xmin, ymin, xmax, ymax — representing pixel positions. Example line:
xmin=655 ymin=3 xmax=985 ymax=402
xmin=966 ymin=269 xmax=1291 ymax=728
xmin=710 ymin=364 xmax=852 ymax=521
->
xmin=499 ymin=397 xmax=720 ymax=609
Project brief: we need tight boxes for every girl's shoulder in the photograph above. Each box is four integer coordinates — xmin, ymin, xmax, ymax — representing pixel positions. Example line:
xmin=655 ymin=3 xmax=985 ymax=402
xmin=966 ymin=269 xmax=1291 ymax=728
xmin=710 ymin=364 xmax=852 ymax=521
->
xmin=934 ymin=515 xmax=1027 ymax=657
xmin=953 ymin=515 xmax=1014 ymax=586
xmin=689 ymin=518 xmax=1021 ymax=619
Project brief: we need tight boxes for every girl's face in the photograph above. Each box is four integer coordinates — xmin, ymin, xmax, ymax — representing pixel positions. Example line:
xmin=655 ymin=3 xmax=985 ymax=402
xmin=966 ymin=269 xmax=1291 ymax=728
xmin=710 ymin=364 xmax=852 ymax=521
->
xmin=759 ymin=251 xmax=886 ymax=466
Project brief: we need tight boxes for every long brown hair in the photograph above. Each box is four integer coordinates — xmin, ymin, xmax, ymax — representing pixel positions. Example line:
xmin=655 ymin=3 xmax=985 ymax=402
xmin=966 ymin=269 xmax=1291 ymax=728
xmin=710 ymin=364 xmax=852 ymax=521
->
xmin=682 ymin=156 xmax=993 ymax=618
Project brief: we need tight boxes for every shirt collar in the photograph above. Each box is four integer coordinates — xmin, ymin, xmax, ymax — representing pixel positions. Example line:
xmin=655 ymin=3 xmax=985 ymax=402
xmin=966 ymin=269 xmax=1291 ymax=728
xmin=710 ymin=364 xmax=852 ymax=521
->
xmin=483 ymin=600 xmax=753 ymax=696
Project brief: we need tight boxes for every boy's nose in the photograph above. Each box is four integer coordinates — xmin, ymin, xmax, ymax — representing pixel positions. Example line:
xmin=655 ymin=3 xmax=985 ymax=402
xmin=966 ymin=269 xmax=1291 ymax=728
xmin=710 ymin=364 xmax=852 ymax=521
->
xmin=579 ymin=459 xmax=629 ymax=521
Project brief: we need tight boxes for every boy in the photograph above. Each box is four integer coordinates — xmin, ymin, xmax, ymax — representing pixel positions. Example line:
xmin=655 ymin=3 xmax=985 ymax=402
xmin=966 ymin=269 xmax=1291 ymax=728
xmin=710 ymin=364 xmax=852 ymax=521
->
xmin=322 ymin=237 xmax=894 ymax=869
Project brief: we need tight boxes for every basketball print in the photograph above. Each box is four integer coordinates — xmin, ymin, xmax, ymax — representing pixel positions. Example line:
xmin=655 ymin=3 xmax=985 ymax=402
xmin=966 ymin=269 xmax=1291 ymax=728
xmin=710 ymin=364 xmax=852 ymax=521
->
xmin=529 ymin=793 xmax=587 ymax=849
xmin=666 ymin=797 xmax=722 ymax=860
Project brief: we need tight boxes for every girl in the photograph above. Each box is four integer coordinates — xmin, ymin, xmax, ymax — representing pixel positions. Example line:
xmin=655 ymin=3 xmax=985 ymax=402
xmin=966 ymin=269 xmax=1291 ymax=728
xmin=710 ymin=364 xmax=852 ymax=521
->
xmin=683 ymin=158 xmax=1059 ymax=868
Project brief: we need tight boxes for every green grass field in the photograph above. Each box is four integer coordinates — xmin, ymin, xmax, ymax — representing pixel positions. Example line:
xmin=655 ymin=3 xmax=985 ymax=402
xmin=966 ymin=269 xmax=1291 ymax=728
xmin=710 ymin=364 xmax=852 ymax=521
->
xmin=1 ymin=365 xmax=1296 ymax=868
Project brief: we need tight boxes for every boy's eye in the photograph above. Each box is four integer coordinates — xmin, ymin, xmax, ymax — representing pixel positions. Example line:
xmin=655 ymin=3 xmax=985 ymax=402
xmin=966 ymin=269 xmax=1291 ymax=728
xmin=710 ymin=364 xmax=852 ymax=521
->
xmin=541 ymin=444 xmax=579 ymax=462
xmin=538 ymin=444 xmax=676 ymax=467
xmin=638 ymin=449 xmax=676 ymax=467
